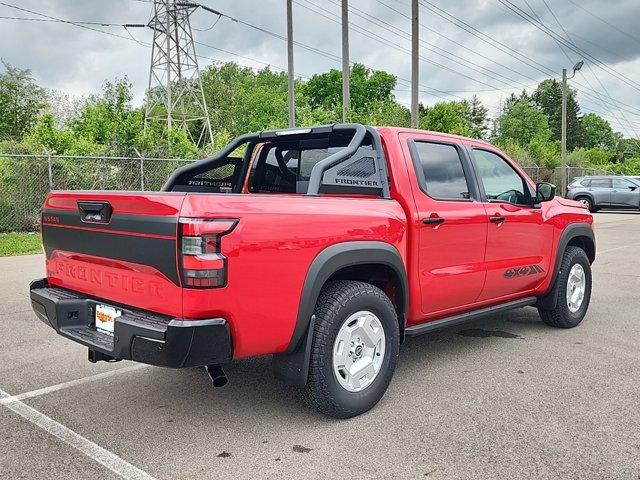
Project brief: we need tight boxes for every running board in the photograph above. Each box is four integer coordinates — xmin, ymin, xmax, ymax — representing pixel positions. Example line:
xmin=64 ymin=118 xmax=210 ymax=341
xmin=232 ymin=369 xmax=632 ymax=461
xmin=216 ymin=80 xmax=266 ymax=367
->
xmin=404 ymin=297 xmax=537 ymax=337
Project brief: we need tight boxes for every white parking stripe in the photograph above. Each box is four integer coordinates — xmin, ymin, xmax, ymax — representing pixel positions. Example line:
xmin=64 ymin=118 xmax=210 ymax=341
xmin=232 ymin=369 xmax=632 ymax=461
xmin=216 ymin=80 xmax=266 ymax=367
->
xmin=0 ymin=386 xmax=157 ymax=480
xmin=0 ymin=364 xmax=148 ymax=406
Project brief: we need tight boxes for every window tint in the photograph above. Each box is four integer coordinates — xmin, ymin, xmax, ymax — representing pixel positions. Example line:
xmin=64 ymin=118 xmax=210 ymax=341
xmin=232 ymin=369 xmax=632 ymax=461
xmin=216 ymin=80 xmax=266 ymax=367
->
xmin=589 ymin=178 xmax=611 ymax=188
xmin=612 ymin=178 xmax=634 ymax=189
xmin=580 ymin=179 xmax=592 ymax=187
xmin=472 ymin=149 xmax=530 ymax=205
xmin=413 ymin=142 xmax=471 ymax=200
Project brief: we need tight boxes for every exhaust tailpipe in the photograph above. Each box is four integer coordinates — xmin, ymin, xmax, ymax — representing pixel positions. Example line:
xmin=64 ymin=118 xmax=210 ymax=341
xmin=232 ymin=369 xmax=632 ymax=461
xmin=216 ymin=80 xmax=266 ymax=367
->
xmin=205 ymin=364 xmax=228 ymax=388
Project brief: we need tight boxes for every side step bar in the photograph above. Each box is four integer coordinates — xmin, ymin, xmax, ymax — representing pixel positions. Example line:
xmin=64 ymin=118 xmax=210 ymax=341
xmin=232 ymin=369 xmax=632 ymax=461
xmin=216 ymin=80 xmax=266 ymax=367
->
xmin=405 ymin=297 xmax=537 ymax=337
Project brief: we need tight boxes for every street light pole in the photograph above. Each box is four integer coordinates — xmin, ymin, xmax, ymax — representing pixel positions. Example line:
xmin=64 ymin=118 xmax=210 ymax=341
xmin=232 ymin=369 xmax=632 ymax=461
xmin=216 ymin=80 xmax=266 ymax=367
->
xmin=561 ymin=60 xmax=583 ymax=195
xmin=410 ymin=0 xmax=419 ymax=128
xmin=562 ymin=68 xmax=567 ymax=194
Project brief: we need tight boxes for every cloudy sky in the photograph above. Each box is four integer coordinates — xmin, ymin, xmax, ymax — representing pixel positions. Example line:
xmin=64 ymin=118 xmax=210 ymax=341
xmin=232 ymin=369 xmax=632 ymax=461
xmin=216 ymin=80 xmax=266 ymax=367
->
xmin=2 ymin=0 xmax=640 ymax=137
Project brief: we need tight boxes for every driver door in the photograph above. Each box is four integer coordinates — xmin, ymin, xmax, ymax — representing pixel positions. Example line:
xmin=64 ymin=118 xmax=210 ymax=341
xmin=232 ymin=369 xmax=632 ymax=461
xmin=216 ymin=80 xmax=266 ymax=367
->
xmin=469 ymin=147 xmax=553 ymax=301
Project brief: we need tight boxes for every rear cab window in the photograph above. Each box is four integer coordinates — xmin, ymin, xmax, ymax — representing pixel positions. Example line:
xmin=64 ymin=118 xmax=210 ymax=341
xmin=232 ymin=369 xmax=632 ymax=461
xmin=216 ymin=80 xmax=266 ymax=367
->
xmin=250 ymin=141 xmax=378 ymax=195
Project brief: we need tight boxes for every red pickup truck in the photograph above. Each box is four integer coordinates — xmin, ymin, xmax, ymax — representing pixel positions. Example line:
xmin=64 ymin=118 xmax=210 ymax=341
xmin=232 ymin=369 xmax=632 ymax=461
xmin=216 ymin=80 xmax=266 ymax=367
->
xmin=30 ymin=123 xmax=595 ymax=418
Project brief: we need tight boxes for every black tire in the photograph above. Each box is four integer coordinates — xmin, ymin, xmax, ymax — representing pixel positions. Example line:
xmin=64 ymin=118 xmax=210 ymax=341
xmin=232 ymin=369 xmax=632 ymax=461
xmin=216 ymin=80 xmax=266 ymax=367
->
xmin=575 ymin=196 xmax=595 ymax=212
xmin=301 ymin=280 xmax=399 ymax=418
xmin=538 ymin=246 xmax=592 ymax=328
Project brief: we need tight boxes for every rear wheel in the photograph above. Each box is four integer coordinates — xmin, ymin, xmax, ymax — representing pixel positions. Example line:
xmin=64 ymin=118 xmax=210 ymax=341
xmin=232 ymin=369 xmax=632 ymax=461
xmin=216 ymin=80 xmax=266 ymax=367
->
xmin=575 ymin=196 xmax=595 ymax=212
xmin=538 ymin=246 xmax=592 ymax=328
xmin=301 ymin=281 xmax=399 ymax=418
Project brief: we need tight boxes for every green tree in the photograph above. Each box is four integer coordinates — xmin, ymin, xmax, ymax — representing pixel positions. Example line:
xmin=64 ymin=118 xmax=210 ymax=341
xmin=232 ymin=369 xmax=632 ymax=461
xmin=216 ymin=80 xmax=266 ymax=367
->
xmin=200 ymin=63 xmax=290 ymax=137
xmin=496 ymin=98 xmax=551 ymax=146
xmin=580 ymin=113 xmax=616 ymax=150
xmin=531 ymin=79 xmax=582 ymax=149
xmin=0 ymin=62 xmax=46 ymax=141
xmin=465 ymin=95 xmax=489 ymax=139
xmin=301 ymin=63 xmax=396 ymax=114
xmin=420 ymin=101 xmax=472 ymax=136
xmin=70 ymin=78 xmax=145 ymax=156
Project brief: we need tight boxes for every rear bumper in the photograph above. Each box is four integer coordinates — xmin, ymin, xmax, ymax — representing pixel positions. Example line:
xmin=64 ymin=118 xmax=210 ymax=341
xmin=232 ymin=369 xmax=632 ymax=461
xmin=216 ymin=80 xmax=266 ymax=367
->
xmin=29 ymin=279 xmax=233 ymax=368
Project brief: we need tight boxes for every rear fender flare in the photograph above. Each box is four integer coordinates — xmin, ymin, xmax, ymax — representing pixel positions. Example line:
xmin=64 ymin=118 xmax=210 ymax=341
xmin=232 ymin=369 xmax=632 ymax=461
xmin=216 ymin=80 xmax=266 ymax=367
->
xmin=273 ymin=241 xmax=408 ymax=388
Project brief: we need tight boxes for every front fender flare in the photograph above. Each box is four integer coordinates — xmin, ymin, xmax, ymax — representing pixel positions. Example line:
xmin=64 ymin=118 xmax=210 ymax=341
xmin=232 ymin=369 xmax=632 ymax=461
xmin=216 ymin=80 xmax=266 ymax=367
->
xmin=536 ymin=222 xmax=595 ymax=310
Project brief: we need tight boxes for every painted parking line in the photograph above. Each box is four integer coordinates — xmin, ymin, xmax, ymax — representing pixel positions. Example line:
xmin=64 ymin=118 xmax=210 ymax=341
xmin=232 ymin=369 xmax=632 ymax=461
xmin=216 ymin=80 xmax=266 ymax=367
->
xmin=0 ymin=364 xmax=149 ymax=406
xmin=0 ymin=387 xmax=157 ymax=480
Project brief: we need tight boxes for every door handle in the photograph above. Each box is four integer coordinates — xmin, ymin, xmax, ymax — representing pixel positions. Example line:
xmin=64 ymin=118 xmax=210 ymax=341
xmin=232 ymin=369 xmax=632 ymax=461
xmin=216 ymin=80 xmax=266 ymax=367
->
xmin=423 ymin=217 xmax=445 ymax=225
xmin=489 ymin=215 xmax=506 ymax=224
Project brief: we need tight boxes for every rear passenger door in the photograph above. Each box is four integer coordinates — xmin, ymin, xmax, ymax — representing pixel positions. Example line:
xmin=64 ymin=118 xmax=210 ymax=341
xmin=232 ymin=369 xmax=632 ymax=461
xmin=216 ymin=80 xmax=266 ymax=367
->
xmin=610 ymin=178 xmax=640 ymax=207
xmin=402 ymin=135 xmax=488 ymax=316
xmin=469 ymin=148 xmax=553 ymax=301
xmin=586 ymin=178 xmax=612 ymax=206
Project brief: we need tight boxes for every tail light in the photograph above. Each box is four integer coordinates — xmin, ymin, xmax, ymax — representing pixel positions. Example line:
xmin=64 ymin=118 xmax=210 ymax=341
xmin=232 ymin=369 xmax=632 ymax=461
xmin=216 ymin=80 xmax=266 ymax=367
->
xmin=179 ymin=218 xmax=238 ymax=288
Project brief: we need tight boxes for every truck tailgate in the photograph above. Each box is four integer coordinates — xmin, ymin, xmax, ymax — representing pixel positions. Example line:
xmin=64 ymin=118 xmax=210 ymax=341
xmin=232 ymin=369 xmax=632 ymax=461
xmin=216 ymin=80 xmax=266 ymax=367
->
xmin=42 ymin=191 xmax=186 ymax=317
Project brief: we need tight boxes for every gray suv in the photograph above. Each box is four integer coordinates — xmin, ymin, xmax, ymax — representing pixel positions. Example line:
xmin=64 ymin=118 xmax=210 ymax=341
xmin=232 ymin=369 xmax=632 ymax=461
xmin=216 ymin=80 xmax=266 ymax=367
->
xmin=566 ymin=176 xmax=640 ymax=212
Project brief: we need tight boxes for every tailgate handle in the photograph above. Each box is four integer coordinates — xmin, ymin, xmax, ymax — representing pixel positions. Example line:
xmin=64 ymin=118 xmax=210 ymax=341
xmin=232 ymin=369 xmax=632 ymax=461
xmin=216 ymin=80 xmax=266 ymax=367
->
xmin=78 ymin=201 xmax=112 ymax=224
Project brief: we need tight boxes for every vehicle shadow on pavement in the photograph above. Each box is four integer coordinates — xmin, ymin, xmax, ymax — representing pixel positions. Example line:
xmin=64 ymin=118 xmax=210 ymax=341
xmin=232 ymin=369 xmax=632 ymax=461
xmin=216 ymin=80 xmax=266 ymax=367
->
xmin=131 ymin=306 xmax=552 ymax=422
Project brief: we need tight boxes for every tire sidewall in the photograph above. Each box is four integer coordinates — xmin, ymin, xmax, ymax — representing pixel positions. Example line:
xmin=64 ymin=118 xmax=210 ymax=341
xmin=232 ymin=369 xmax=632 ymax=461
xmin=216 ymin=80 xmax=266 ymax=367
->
xmin=577 ymin=197 xmax=593 ymax=211
xmin=557 ymin=248 xmax=592 ymax=325
xmin=319 ymin=289 xmax=399 ymax=415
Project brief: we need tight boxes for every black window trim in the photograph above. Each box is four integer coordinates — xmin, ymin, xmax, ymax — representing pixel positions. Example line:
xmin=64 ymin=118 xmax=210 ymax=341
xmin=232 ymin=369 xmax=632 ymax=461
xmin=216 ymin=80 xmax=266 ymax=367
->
xmin=407 ymin=138 xmax=481 ymax=202
xmin=467 ymin=146 xmax=536 ymax=207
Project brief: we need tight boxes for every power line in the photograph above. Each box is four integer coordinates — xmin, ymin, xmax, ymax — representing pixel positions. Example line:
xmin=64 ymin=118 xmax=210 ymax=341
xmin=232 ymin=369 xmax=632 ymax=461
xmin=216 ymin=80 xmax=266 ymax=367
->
xmin=293 ymin=0 xmax=507 ymax=105
xmin=497 ymin=0 xmax=640 ymax=94
xmin=399 ymin=0 xmax=640 ymax=122
xmin=565 ymin=0 xmax=640 ymax=47
xmin=512 ymin=0 xmax=639 ymax=139
xmin=0 ymin=2 xmax=144 ymax=43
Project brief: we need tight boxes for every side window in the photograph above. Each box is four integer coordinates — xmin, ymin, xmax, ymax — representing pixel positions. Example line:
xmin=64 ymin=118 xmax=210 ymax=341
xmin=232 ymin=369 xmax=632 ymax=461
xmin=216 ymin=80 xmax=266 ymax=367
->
xmin=413 ymin=141 xmax=471 ymax=200
xmin=612 ymin=178 xmax=634 ymax=189
xmin=472 ymin=149 xmax=531 ymax=205
xmin=581 ymin=179 xmax=592 ymax=187
xmin=590 ymin=178 xmax=612 ymax=188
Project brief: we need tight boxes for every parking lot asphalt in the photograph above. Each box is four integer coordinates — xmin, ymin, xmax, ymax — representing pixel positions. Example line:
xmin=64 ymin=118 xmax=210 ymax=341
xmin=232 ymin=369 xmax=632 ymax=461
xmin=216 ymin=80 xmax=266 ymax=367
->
xmin=1 ymin=212 xmax=639 ymax=480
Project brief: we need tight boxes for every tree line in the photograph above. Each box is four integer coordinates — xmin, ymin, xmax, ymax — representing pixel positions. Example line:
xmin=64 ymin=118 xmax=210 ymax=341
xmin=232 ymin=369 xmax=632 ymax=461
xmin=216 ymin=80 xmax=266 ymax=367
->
xmin=1 ymin=60 xmax=639 ymax=174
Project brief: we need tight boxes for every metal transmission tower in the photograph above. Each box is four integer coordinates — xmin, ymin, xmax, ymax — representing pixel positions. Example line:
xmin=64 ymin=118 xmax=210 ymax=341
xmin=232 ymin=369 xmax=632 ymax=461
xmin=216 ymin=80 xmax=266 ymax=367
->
xmin=145 ymin=0 xmax=213 ymax=145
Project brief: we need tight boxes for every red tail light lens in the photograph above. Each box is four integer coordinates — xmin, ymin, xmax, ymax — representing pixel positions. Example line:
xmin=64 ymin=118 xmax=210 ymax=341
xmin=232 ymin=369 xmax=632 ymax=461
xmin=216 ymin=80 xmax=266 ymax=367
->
xmin=179 ymin=218 xmax=238 ymax=288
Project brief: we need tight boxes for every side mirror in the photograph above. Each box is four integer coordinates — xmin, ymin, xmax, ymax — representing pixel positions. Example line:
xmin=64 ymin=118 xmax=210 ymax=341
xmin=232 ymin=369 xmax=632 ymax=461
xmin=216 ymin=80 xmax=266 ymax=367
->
xmin=629 ymin=186 xmax=637 ymax=191
xmin=535 ymin=182 xmax=556 ymax=203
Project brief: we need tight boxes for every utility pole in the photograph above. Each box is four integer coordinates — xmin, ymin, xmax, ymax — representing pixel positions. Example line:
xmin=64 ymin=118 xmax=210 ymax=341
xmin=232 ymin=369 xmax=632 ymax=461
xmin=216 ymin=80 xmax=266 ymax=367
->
xmin=341 ymin=0 xmax=350 ymax=123
xmin=145 ymin=0 xmax=213 ymax=145
xmin=561 ymin=68 xmax=567 ymax=195
xmin=411 ymin=0 xmax=419 ymax=128
xmin=286 ymin=0 xmax=295 ymax=127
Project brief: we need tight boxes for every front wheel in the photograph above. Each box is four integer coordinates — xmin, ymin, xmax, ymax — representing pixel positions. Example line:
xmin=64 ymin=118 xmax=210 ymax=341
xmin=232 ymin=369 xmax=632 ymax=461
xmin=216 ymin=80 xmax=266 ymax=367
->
xmin=538 ymin=246 xmax=592 ymax=328
xmin=301 ymin=281 xmax=399 ymax=418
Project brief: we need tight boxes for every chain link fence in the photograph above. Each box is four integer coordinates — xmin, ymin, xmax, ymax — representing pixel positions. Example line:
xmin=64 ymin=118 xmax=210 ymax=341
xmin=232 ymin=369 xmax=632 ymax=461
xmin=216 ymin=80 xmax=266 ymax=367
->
xmin=0 ymin=154 xmax=195 ymax=232
xmin=0 ymin=154 xmax=625 ymax=233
